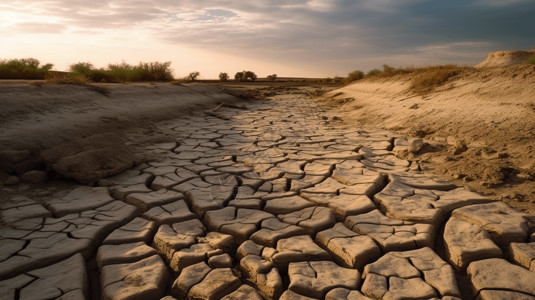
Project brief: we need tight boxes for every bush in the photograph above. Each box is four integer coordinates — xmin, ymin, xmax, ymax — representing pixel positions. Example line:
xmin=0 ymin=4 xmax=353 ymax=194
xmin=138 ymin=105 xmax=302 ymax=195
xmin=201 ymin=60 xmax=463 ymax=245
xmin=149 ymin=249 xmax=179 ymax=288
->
xmin=69 ymin=61 xmax=174 ymax=82
xmin=346 ymin=70 xmax=364 ymax=84
xmin=410 ymin=65 xmax=462 ymax=95
xmin=219 ymin=72 xmax=229 ymax=81
xmin=366 ymin=69 xmax=382 ymax=77
xmin=526 ymin=54 xmax=535 ymax=64
xmin=234 ymin=71 xmax=257 ymax=81
xmin=0 ymin=58 xmax=53 ymax=79
xmin=267 ymin=74 xmax=277 ymax=81
xmin=188 ymin=71 xmax=200 ymax=81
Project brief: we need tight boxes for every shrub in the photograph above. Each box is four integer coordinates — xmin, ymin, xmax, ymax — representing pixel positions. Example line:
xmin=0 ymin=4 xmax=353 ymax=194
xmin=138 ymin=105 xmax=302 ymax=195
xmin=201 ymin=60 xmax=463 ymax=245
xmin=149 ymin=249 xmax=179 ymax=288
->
xmin=366 ymin=69 xmax=382 ymax=77
xmin=346 ymin=70 xmax=364 ymax=84
xmin=526 ymin=54 xmax=535 ymax=64
xmin=188 ymin=71 xmax=200 ymax=81
xmin=267 ymin=74 xmax=277 ymax=81
xmin=234 ymin=71 xmax=257 ymax=81
xmin=69 ymin=61 xmax=173 ymax=82
xmin=410 ymin=65 xmax=462 ymax=95
xmin=219 ymin=72 xmax=229 ymax=81
xmin=0 ymin=58 xmax=53 ymax=79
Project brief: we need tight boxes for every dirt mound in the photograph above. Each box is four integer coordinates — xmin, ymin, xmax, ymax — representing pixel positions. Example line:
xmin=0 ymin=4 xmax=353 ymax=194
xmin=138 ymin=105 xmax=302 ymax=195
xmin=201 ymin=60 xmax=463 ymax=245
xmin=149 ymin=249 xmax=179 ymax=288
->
xmin=476 ymin=49 xmax=535 ymax=68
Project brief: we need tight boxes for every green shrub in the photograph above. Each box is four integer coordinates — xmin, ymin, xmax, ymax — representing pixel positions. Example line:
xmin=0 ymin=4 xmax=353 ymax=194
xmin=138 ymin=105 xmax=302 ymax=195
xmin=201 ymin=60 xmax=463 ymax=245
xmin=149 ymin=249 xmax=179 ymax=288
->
xmin=267 ymin=74 xmax=277 ymax=81
xmin=69 ymin=61 xmax=173 ymax=82
xmin=526 ymin=54 xmax=535 ymax=64
xmin=346 ymin=70 xmax=364 ymax=84
xmin=0 ymin=58 xmax=53 ymax=79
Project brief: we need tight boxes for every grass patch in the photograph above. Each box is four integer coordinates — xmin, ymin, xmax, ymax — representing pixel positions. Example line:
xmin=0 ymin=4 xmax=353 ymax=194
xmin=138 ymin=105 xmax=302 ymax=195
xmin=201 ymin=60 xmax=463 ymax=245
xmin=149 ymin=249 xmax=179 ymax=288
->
xmin=362 ymin=64 xmax=467 ymax=95
xmin=410 ymin=65 xmax=463 ymax=95
xmin=0 ymin=58 xmax=53 ymax=79
xmin=527 ymin=53 xmax=535 ymax=64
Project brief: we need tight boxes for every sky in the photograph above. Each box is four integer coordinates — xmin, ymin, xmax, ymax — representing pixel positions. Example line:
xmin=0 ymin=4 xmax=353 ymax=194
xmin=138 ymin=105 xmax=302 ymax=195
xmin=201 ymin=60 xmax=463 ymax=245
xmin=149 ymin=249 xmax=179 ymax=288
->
xmin=1 ymin=0 xmax=534 ymax=78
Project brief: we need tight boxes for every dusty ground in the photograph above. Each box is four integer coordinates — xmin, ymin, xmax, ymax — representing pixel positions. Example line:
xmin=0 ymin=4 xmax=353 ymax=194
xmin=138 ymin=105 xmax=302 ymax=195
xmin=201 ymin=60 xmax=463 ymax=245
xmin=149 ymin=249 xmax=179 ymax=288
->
xmin=320 ymin=65 xmax=535 ymax=213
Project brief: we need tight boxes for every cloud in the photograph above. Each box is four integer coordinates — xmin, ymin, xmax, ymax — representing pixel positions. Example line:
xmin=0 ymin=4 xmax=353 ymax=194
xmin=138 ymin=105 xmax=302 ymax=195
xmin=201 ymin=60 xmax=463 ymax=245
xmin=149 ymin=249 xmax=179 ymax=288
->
xmin=1 ymin=0 xmax=534 ymax=76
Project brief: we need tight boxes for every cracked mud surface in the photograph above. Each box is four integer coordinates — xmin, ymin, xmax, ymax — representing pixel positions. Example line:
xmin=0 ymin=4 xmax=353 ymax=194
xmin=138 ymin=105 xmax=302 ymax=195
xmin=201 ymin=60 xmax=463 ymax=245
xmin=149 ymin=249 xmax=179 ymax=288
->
xmin=1 ymin=93 xmax=535 ymax=299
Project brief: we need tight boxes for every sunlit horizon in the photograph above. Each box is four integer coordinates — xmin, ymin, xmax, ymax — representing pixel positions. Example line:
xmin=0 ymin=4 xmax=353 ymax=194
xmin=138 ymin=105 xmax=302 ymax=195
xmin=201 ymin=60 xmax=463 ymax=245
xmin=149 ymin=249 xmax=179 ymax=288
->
xmin=1 ymin=1 xmax=534 ymax=79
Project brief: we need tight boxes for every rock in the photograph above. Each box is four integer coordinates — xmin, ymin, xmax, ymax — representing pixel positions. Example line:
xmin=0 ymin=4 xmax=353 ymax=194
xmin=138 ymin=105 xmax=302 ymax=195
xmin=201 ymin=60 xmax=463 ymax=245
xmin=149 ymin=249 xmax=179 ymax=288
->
xmin=362 ymin=248 xmax=461 ymax=299
xmin=443 ymin=217 xmax=502 ymax=270
xmin=467 ymin=258 xmax=535 ymax=298
xmin=280 ymin=290 xmax=317 ymax=300
xmin=21 ymin=170 xmax=47 ymax=183
xmin=509 ymin=242 xmax=535 ymax=271
xmin=42 ymin=133 xmax=135 ymax=184
xmin=316 ymin=223 xmax=381 ymax=270
xmin=408 ymin=138 xmax=425 ymax=153
xmin=152 ymin=219 xmax=205 ymax=261
xmin=288 ymin=261 xmax=360 ymax=298
xmin=451 ymin=141 xmax=468 ymax=155
xmin=239 ymin=254 xmax=284 ymax=299
xmin=301 ymin=192 xmax=376 ymax=221
xmin=101 ymin=255 xmax=168 ymax=300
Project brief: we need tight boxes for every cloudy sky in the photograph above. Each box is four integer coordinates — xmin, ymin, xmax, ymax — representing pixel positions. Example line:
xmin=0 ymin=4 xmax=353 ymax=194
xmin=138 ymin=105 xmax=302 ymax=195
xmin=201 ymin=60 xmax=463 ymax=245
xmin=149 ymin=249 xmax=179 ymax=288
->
xmin=1 ymin=0 xmax=534 ymax=78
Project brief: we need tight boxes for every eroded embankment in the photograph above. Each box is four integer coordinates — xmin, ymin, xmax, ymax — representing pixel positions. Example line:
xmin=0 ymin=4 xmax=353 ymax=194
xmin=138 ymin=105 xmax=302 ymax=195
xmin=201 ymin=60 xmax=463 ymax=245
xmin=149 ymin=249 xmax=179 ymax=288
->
xmin=320 ymin=65 xmax=535 ymax=212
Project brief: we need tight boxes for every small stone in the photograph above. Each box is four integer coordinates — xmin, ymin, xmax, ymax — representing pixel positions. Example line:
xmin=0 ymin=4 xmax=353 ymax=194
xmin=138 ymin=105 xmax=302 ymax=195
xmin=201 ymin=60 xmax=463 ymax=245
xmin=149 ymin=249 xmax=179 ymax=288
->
xmin=408 ymin=139 xmax=425 ymax=154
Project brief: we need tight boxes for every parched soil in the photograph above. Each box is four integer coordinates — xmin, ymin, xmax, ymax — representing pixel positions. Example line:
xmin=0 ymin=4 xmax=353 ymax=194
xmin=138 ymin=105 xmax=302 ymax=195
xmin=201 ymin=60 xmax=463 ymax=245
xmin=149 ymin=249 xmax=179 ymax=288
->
xmin=320 ymin=65 xmax=535 ymax=213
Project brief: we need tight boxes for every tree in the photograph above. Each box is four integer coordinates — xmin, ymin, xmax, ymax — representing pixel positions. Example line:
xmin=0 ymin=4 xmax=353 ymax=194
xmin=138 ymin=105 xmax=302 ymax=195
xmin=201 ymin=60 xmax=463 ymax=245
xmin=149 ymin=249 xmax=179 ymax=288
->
xmin=267 ymin=74 xmax=277 ymax=81
xmin=234 ymin=71 xmax=257 ymax=82
xmin=188 ymin=71 xmax=200 ymax=81
xmin=219 ymin=72 xmax=229 ymax=81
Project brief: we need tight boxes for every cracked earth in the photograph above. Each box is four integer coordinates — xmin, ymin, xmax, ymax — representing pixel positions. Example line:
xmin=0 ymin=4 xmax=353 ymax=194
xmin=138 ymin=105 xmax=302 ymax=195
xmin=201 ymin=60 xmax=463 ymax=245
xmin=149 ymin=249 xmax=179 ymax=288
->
xmin=1 ymin=93 xmax=535 ymax=300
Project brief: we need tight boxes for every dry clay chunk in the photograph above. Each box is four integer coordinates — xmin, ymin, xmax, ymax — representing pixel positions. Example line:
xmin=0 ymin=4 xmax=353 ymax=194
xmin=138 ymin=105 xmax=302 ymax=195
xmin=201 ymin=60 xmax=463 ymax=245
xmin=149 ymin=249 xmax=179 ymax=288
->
xmin=101 ymin=255 xmax=168 ymax=300
xmin=467 ymin=258 xmax=535 ymax=299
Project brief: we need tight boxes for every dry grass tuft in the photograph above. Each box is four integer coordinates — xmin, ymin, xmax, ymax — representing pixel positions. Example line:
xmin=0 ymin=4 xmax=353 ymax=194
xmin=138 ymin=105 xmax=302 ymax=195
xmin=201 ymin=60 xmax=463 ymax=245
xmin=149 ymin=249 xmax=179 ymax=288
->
xmin=410 ymin=65 xmax=465 ymax=95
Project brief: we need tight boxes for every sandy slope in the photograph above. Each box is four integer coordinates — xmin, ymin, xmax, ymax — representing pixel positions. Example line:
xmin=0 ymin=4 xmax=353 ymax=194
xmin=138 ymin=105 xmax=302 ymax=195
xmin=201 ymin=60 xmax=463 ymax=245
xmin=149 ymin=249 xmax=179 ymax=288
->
xmin=0 ymin=82 xmax=237 ymax=153
xmin=320 ymin=65 xmax=535 ymax=212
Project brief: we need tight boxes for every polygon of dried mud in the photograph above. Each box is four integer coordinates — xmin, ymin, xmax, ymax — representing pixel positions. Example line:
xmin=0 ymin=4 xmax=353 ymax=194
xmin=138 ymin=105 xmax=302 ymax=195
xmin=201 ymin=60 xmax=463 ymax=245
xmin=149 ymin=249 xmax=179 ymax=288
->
xmin=1 ymin=95 xmax=534 ymax=299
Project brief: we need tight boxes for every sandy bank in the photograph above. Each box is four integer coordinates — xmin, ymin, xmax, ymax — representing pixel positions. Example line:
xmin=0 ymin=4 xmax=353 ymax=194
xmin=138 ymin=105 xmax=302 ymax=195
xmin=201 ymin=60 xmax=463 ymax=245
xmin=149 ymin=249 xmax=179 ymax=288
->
xmin=0 ymin=82 xmax=238 ymax=153
xmin=320 ymin=65 xmax=535 ymax=212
